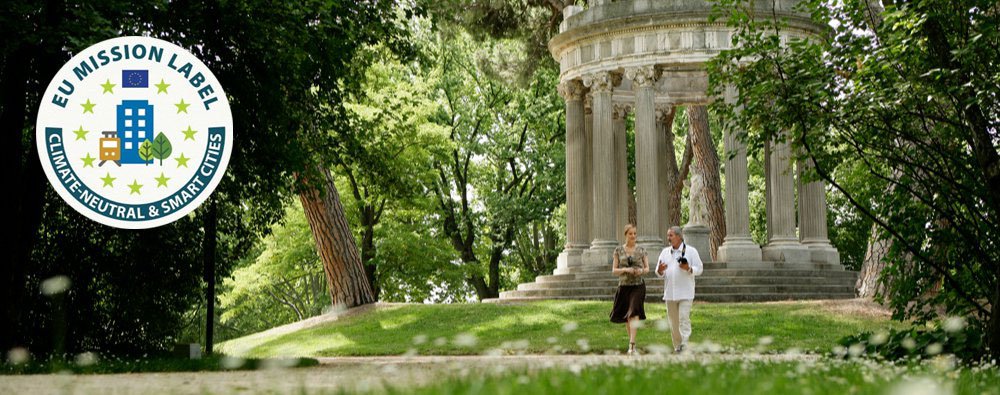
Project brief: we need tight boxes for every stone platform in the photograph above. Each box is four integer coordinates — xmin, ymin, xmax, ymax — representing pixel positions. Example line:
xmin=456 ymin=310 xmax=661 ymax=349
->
xmin=488 ymin=262 xmax=857 ymax=303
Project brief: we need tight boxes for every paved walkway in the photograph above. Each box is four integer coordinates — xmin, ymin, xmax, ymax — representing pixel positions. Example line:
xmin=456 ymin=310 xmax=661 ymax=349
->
xmin=0 ymin=353 xmax=817 ymax=395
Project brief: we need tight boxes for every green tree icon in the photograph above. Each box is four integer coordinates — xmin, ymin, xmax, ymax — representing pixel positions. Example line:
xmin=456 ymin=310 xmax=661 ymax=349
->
xmin=151 ymin=132 xmax=173 ymax=166
xmin=139 ymin=139 xmax=154 ymax=165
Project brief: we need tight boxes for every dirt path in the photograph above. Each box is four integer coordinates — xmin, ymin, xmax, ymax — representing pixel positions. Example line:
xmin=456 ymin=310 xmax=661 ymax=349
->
xmin=0 ymin=353 xmax=817 ymax=395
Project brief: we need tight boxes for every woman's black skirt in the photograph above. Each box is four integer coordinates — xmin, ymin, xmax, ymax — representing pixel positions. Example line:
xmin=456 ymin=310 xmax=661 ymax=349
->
xmin=610 ymin=283 xmax=646 ymax=323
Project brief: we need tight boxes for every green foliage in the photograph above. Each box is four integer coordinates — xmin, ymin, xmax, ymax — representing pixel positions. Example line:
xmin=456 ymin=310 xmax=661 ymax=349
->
xmin=216 ymin=202 xmax=329 ymax=337
xmin=218 ymin=301 xmax=907 ymax=357
xmin=138 ymin=139 xmax=153 ymax=164
xmin=151 ymin=132 xmax=172 ymax=165
xmin=4 ymin=0 xmax=408 ymax=357
xmin=708 ymin=0 xmax=1000 ymax=358
xmin=837 ymin=320 xmax=985 ymax=364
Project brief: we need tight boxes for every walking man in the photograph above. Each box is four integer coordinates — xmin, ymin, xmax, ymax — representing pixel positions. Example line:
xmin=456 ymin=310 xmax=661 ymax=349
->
xmin=655 ymin=226 xmax=703 ymax=352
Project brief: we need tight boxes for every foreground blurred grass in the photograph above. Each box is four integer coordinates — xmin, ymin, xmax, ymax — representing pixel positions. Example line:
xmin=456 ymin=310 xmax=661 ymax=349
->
xmin=384 ymin=360 xmax=1000 ymax=395
xmin=218 ymin=300 xmax=908 ymax=358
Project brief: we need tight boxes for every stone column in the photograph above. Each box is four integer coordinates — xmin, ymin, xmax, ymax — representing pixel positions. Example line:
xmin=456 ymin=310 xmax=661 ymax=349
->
xmin=554 ymin=80 xmax=587 ymax=274
xmin=717 ymin=86 xmax=762 ymax=262
xmin=626 ymin=66 xmax=663 ymax=256
xmin=583 ymin=95 xmax=594 ymax=250
xmin=798 ymin=158 xmax=841 ymax=265
xmin=581 ymin=71 xmax=620 ymax=267
xmin=762 ymin=138 xmax=811 ymax=262
xmin=613 ymin=103 xmax=629 ymax=243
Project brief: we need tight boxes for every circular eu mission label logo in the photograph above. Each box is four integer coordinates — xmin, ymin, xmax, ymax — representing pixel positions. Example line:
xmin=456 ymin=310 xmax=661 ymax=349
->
xmin=36 ymin=36 xmax=233 ymax=229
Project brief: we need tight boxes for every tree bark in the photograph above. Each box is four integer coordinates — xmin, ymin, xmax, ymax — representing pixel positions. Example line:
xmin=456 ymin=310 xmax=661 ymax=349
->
xmin=661 ymin=108 xmax=694 ymax=228
xmin=298 ymin=165 xmax=375 ymax=308
xmin=857 ymin=223 xmax=891 ymax=299
xmin=687 ymin=106 xmax=726 ymax=259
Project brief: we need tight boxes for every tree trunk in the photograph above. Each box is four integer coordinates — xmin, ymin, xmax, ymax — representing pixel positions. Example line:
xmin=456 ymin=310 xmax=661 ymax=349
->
xmin=856 ymin=223 xmax=891 ymax=299
xmin=627 ymin=191 xmax=637 ymax=226
xmin=202 ymin=197 xmax=217 ymax=355
xmin=687 ymin=106 xmax=726 ymax=260
xmin=298 ymin=165 xmax=375 ymax=308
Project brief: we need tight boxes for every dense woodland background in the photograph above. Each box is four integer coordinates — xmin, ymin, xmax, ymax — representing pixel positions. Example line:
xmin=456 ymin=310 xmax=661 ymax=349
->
xmin=1 ymin=0 xmax=996 ymax=360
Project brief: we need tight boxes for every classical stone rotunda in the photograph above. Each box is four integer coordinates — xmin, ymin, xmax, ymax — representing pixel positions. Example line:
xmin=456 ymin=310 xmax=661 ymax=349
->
xmin=496 ymin=0 xmax=857 ymax=302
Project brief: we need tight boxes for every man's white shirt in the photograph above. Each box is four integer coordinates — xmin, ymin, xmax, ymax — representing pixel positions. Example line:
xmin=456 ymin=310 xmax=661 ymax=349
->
xmin=655 ymin=243 xmax=704 ymax=301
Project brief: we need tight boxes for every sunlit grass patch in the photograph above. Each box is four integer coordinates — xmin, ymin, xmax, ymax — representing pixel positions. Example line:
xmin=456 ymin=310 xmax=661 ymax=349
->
xmin=218 ymin=300 xmax=908 ymax=358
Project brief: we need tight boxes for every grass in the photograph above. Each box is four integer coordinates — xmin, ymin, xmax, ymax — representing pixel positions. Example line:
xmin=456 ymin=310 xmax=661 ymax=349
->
xmin=218 ymin=300 xmax=908 ymax=358
xmin=0 ymin=354 xmax=319 ymax=375
xmin=380 ymin=359 xmax=1000 ymax=395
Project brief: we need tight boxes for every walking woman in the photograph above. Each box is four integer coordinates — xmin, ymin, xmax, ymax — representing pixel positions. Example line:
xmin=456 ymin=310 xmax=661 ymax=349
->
xmin=610 ymin=224 xmax=648 ymax=355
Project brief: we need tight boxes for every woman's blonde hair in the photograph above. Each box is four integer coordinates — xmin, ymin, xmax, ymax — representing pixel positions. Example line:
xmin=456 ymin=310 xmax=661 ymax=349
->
xmin=623 ymin=223 xmax=637 ymax=236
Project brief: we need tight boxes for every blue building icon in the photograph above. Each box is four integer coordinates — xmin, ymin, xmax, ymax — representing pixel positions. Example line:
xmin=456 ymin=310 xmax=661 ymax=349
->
xmin=116 ymin=100 xmax=154 ymax=164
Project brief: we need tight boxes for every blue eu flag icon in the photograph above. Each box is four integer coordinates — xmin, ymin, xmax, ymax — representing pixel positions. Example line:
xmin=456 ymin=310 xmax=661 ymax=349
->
xmin=122 ymin=70 xmax=149 ymax=88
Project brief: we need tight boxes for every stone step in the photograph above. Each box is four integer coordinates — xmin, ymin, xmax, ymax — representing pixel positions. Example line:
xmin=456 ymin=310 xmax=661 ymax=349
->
xmin=535 ymin=274 xmax=577 ymax=283
xmin=570 ymin=269 xmax=857 ymax=281
xmin=488 ymin=292 xmax=857 ymax=304
xmin=517 ymin=276 xmax=854 ymax=290
xmin=502 ymin=285 xmax=855 ymax=298
xmin=704 ymin=261 xmax=845 ymax=270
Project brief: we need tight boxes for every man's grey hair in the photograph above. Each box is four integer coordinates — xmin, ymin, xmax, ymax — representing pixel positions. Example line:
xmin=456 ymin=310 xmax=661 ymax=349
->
xmin=669 ymin=226 xmax=683 ymax=239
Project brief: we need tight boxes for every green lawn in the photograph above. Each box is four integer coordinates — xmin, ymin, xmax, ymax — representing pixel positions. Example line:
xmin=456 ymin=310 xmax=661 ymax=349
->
xmin=218 ymin=300 xmax=908 ymax=358
xmin=384 ymin=360 xmax=1000 ymax=395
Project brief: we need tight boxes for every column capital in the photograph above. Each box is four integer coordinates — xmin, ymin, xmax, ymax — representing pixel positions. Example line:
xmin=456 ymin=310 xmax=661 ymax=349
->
xmin=655 ymin=104 xmax=675 ymax=122
xmin=582 ymin=71 xmax=621 ymax=93
xmin=624 ymin=65 xmax=660 ymax=88
xmin=557 ymin=80 xmax=586 ymax=102
xmin=584 ymin=94 xmax=593 ymax=114
xmin=612 ymin=102 xmax=631 ymax=119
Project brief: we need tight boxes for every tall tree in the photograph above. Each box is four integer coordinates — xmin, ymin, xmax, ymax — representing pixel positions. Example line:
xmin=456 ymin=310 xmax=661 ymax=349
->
xmin=429 ymin=30 xmax=564 ymax=300
xmin=687 ymin=106 xmax=726 ymax=259
xmin=710 ymin=0 xmax=1000 ymax=359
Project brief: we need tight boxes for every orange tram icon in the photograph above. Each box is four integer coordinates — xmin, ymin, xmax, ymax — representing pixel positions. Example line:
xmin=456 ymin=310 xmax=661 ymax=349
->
xmin=99 ymin=131 xmax=122 ymax=167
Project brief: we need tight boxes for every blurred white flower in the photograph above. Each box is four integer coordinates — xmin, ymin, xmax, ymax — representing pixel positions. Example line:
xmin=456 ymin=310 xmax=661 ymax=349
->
xmin=901 ymin=337 xmax=917 ymax=350
xmin=562 ymin=321 xmax=579 ymax=333
xmin=75 ymin=352 xmax=98 ymax=366
xmin=887 ymin=376 xmax=954 ymax=395
xmin=576 ymin=338 xmax=590 ymax=352
xmin=758 ymin=336 xmax=773 ymax=346
xmin=926 ymin=342 xmax=943 ymax=356
xmin=40 ymin=276 xmax=71 ymax=295
xmin=848 ymin=343 xmax=866 ymax=358
xmin=655 ymin=319 xmax=670 ymax=332
xmin=7 ymin=348 xmax=30 ymax=365
xmin=869 ymin=332 xmax=889 ymax=346
xmin=943 ymin=317 xmax=965 ymax=333
xmin=412 ymin=334 xmax=428 ymax=345
xmin=220 ymin=355 xmax=245 ymax=369
xmin=453 ymin=332 xmax=478 ymax=347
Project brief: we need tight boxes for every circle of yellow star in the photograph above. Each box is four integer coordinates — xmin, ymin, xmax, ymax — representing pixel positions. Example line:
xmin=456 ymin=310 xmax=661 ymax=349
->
xmin=175 ymin=153 xmax=190 ymax=168
xmin=182 ymin=126 xmax=197 ymax=141
xmin=100 ymin=79 xmax=116 ymax=94
xmin=175 ymin=99 xmax=190 ymax=114
xmin=128 ymin=180 xmax=143 ymax=195
xmin=155 ymin=172 xmax=170 ymax=187
xmin=73 ymin=126 xmax=89 ymax=141
xmin=81 ymin=99 xmax=96 ymax=114
xmin=81 ymin=153 xmax=96 ymax=168
xmin=155 ymin=79 xmax=170 ymax=94
xmin=101 ymin=172 xmax=116 ymax=188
